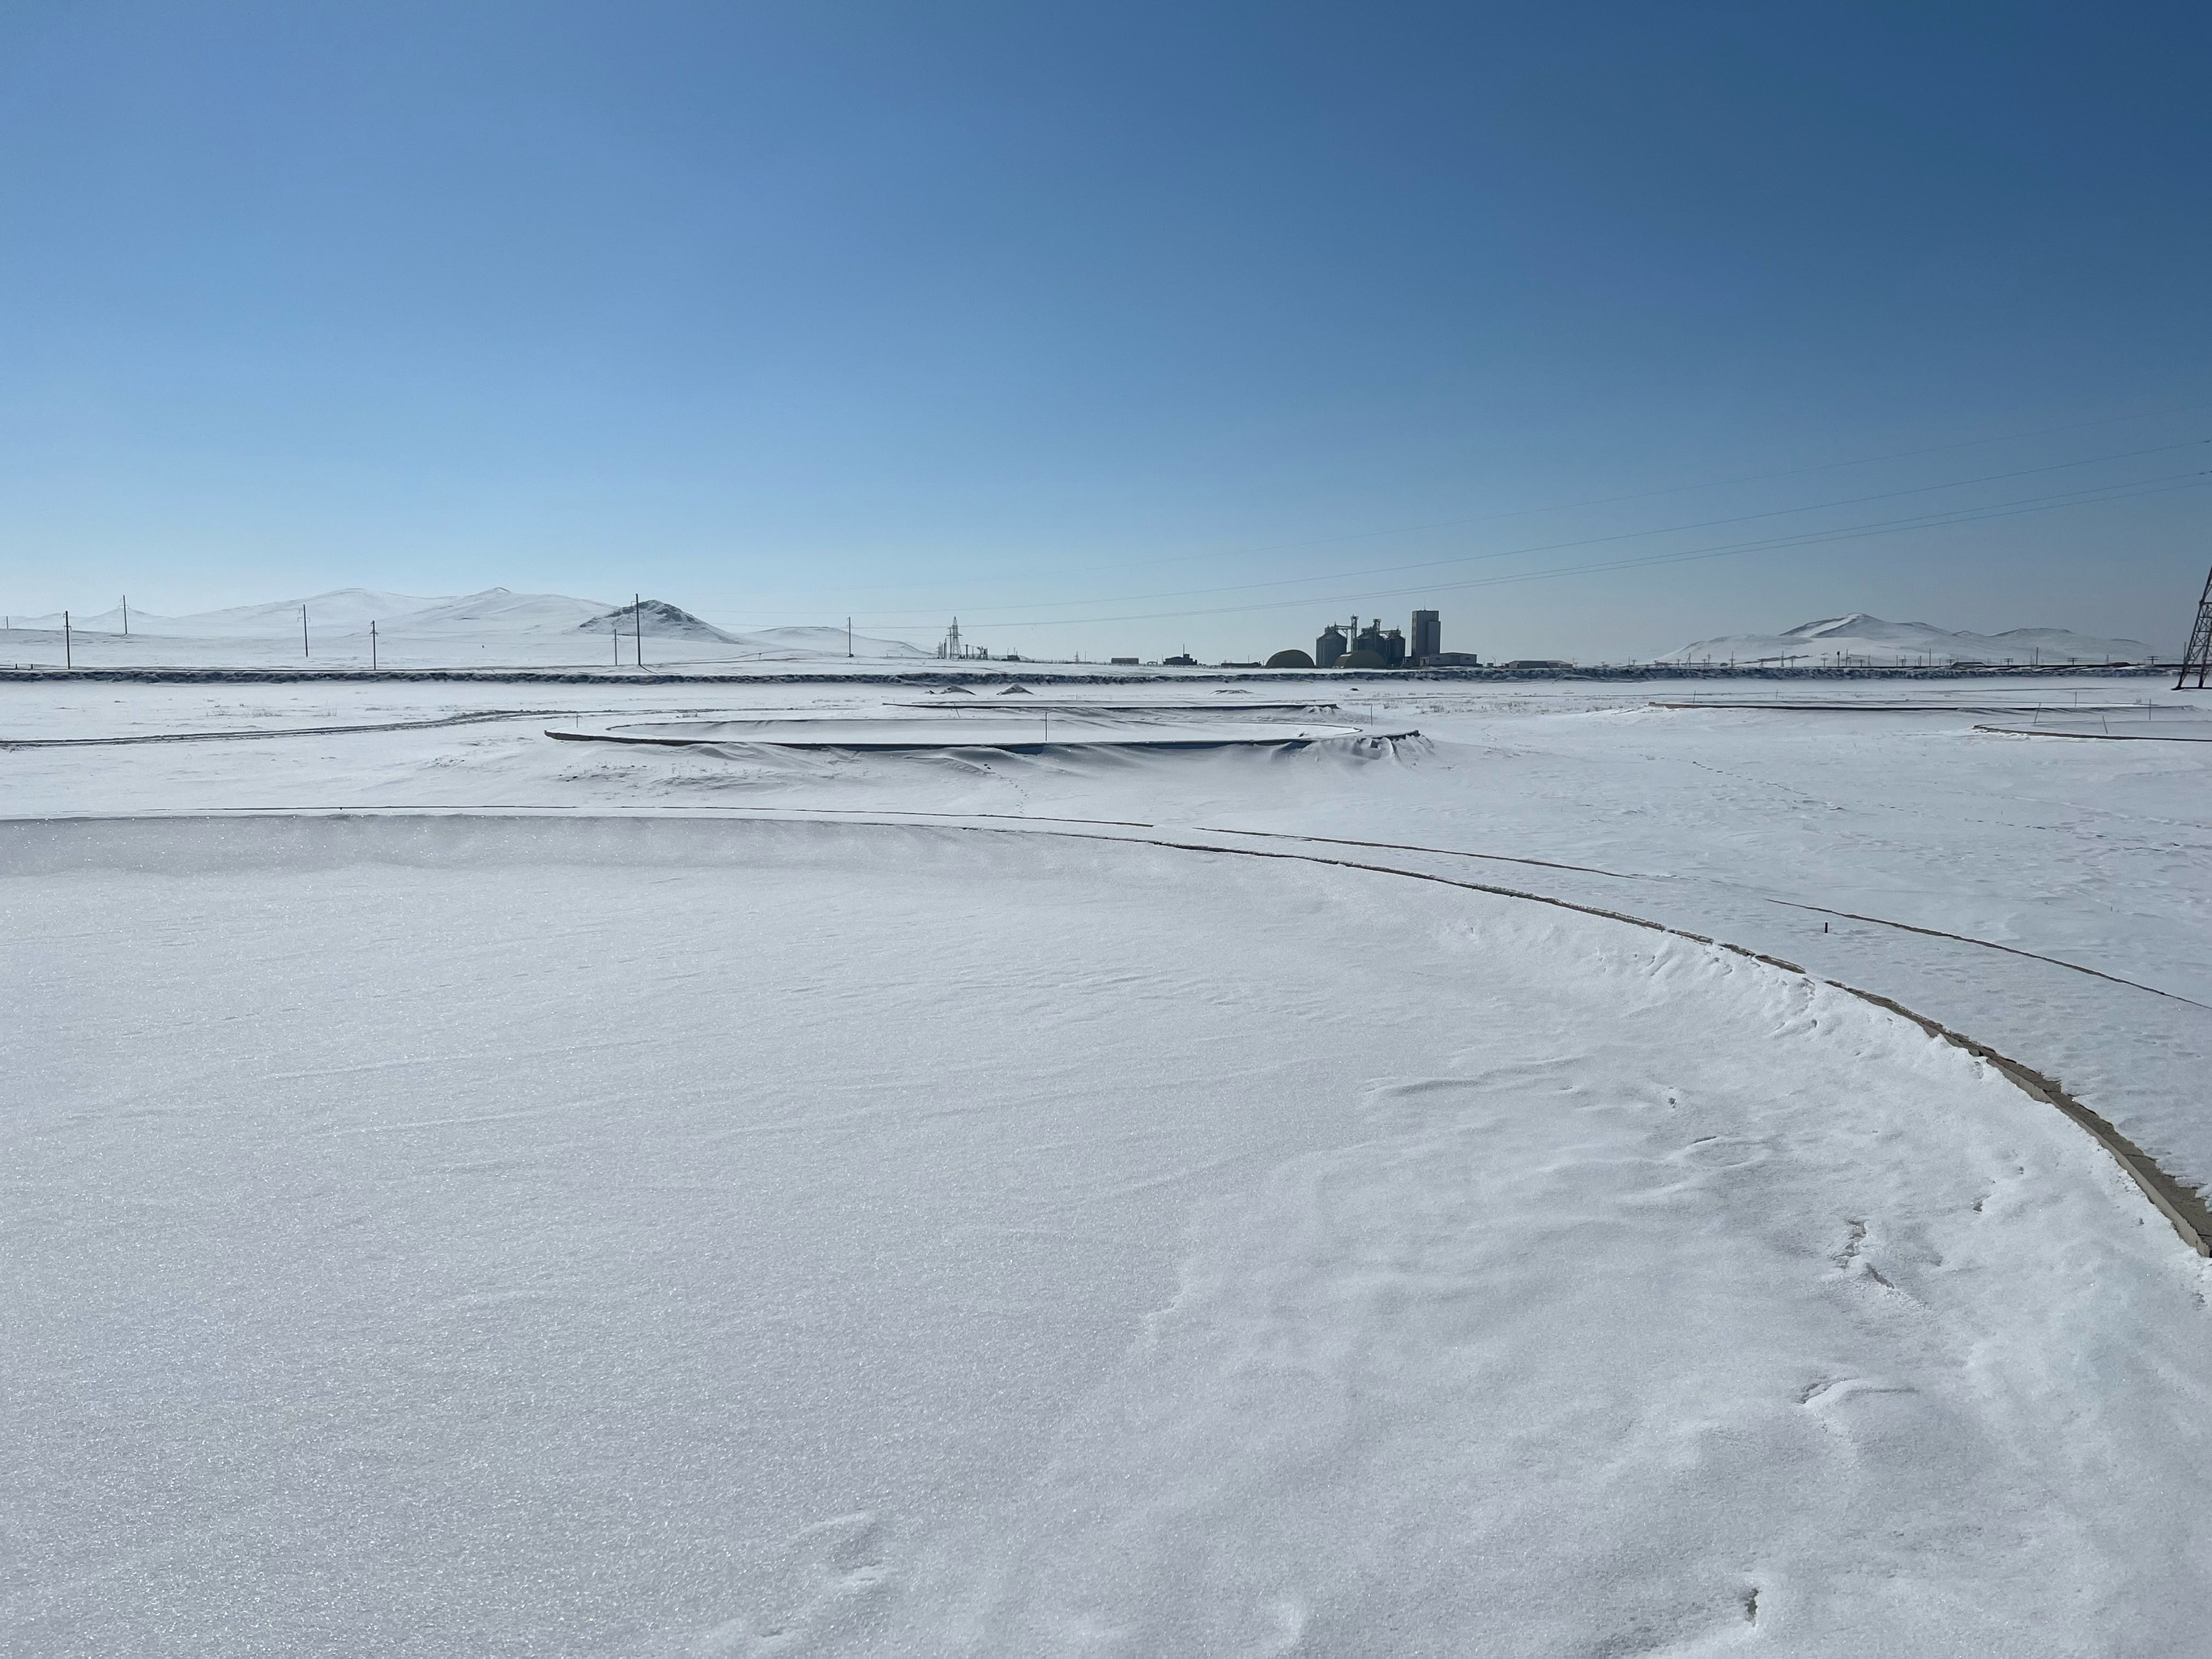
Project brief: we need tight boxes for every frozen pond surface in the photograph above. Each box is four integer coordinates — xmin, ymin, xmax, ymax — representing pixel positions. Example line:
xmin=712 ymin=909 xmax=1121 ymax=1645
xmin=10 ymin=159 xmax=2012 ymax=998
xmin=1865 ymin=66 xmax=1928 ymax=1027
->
xmin=5 ymin=673 xmax=2212 ymax=1654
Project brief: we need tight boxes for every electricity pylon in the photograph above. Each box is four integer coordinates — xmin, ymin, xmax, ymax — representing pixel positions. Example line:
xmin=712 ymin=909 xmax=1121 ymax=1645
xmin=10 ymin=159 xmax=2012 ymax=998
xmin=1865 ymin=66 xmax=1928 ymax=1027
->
xmin=2180 ymin=561 xmax=2212 ymax=690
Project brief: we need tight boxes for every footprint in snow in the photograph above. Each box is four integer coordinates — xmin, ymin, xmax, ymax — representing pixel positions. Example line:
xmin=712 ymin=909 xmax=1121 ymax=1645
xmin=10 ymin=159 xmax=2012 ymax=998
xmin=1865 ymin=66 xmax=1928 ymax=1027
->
xmin=686 ymin=1512 xmax=890 ymax=1657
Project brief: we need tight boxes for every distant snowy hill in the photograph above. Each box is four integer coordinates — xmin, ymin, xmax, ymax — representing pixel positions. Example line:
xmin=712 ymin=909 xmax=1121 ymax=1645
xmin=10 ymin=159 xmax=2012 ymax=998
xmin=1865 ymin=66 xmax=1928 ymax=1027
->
xmin=1663 ymin=613 xmax=2155 ymax=667
xmin=579 ymin=608 xmax=929 ymax=656
xmin=403 ymin=590 xmax=613 ymax=632
xmin=577 ymin=599 xmax=734 ymax=641
xmin=177 ymin=588 xmax=449 ymax=633
xmin=2 ymin=586 xmax=929 ymax=667
xmin=735 ymin=625 xmax=931 ymax=659
xmin=16 ymin=588 xmax=448 ymax=634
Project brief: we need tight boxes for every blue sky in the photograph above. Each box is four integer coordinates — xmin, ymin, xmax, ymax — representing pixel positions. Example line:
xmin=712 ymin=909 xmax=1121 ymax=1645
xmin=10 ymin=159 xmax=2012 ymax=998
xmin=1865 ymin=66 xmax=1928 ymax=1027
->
xmin=2 ymin=1 xmax=2207 ymax=659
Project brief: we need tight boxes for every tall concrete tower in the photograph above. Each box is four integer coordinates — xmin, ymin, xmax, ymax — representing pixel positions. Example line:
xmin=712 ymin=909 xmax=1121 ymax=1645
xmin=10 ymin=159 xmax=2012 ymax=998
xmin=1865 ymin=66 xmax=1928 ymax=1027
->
xmin=1410 ymin=610 xmax=1441 ymax=662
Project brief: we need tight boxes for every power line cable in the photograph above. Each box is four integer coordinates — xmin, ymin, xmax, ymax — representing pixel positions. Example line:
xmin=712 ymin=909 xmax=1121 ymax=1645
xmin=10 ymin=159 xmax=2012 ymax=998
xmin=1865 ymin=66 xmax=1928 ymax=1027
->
xmin=1136 ymin=398 xmax=2212 ymax=561
xmin=1426 ymin=477 xmax=2212 ymax=600
xmin=693 ymin=397 xmax=2212 ymax=612
xmin=844 ymin=437 xmax=2207 ymax=621
xmin=954 ymin=469 xmax=2212 ymax=628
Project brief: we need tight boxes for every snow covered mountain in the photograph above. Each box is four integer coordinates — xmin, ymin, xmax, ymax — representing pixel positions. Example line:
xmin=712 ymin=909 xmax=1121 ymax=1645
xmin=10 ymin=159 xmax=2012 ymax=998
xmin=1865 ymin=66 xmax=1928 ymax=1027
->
xmin=577 ymin=600 xmax=741 ymax=642
xmin=2 ymin=586 xmax=931 ymax=667
xmin=14 ymin=588 xmax=448 ymax=635
xmin=1663 ymin=613 xmax=2155 ymax=667
xmin=577 ymin=607 xmax=930 ymax=655
xmin=399 ymin=590 xmax=613 ymax=633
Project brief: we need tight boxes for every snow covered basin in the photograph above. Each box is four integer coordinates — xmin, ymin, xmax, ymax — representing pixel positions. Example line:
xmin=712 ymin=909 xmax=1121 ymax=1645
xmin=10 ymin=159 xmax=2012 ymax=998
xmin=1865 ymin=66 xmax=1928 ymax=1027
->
xmin=551 ymin=715 xmax=1390 ymax=748
xmin=5 ymin=814 xmax=2211 ymax=1656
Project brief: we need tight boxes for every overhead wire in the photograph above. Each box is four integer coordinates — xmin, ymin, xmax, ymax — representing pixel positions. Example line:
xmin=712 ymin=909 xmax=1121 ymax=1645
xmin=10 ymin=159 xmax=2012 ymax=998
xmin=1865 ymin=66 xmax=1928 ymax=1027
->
xmin=944 ymin=469 xmax=2212 ymax=628
xmin=847 ymin=436 xmax=2209 ymax=620
xmin=681 ymin=396 xmax=2212 ymax=615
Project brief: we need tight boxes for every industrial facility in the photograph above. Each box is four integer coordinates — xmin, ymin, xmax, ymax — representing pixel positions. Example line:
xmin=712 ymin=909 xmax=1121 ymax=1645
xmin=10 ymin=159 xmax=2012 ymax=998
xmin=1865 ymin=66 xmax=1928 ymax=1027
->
xmin=1308 ymin=610 xmax=1471 ymax=669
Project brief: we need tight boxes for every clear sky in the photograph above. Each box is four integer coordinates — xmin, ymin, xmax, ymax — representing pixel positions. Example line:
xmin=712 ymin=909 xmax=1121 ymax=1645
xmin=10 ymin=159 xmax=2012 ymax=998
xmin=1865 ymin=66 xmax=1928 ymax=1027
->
xmin=2 ymin=1 xmax=2207 ymax=660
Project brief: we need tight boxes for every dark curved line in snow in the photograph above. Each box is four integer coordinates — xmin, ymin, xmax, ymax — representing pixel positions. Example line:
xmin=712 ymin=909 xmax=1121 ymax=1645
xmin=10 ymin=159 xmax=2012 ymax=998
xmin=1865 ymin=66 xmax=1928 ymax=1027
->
xmin=1192 ymin=825 xmax=2210 ymax=1011
xmin=1765 ymin=899 xmax=2212 ymax=1011
xmin=1082 ymin=829 xmax=2212 ymax=1259
xmin=5 ymin=805 xmax=2204 ymax=1256
xmin=544 ymin=727 xmax=1416 ymax=753
xmin=1192 ymin=825 xmax=1643 ymax=880
xmin=1973 ymin=724 xmax=2212 ymax=744
xmin=0 ymin=710 xmax=557 ymax=748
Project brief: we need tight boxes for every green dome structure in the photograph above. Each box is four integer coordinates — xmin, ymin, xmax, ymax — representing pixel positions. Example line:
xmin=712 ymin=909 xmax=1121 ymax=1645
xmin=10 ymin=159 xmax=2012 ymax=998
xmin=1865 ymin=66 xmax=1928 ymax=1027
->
xmin=1266 ymin=649 xmax=1316 ymax=669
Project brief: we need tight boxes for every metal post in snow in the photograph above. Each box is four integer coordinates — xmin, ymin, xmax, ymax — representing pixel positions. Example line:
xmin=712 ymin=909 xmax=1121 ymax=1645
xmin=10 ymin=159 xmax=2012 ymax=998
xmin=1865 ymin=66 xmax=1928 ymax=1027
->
xmin=371 ymin=621 xmax=378 ymax=672
xmin=635 ymin=594 xmax=643 ymax=668
xmin=64 ymin=610 xmax=71 ymax=668
xmin=122 ymin=595 xmax=129 ymax=638
xmin=302 ymin=604 xmax=310 ymax=659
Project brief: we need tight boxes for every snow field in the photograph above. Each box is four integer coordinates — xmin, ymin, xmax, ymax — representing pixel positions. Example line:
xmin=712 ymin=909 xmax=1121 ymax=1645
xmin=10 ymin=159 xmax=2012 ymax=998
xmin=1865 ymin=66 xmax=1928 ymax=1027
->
xmin=2 ymin=673 xmax=2207 ymax=1204
xmin=963 ymin=962 xmax=2203 ymax=1655
xmin=6 ymin=813 xmax=2211 ymax=1654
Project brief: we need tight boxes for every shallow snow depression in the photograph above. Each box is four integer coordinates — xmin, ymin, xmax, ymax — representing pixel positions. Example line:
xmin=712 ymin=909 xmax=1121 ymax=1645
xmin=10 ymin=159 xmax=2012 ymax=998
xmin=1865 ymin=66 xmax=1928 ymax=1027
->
xmin=7 ymin=810 xmax=2212 ymax=1656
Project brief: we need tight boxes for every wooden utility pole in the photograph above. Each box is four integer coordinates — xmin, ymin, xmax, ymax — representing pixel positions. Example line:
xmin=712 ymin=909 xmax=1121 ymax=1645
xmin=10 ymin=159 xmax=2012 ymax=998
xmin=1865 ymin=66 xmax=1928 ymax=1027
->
xmin=370 ymin=621 xmax=378 ymax=671
xmin=302 ymin=604 xmax=310 ymax=659
xmin=634 ymin=594 xmax=643 ymax=667
xmin=122 ymin=595 xmax=129 ymax=638
xmin=63 ymin=610 xmax=71 ymax=669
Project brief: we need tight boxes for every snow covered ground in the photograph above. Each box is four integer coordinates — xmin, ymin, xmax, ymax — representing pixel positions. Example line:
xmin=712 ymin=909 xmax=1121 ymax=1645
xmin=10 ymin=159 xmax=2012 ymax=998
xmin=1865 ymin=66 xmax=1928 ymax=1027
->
xmin=6 ymin=672 xmax=2212 ymax=1654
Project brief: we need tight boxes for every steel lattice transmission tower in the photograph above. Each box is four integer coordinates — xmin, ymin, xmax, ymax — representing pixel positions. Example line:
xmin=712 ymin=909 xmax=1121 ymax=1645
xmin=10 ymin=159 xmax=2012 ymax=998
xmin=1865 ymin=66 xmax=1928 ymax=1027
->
xmin=2180 ymin=562 xmax=2212 ymax=690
